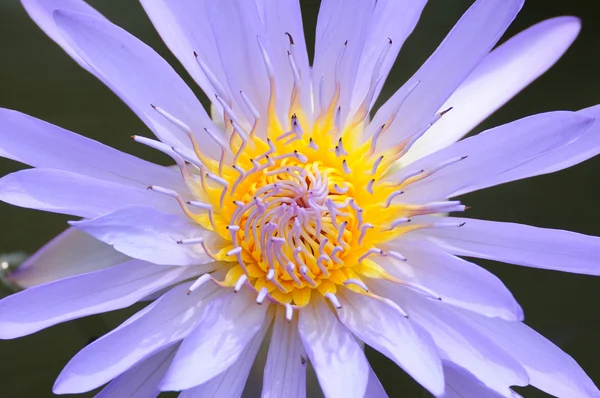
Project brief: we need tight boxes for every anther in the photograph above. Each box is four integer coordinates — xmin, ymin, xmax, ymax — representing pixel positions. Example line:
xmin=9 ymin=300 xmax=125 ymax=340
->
xmin=343 ymin=279 xmax=369 ymax=292
xmin=227 ymin=247 xmax=243 ymax=257
xmin=187 ymin=274 xmax=213 ymax=295
xmin=234 ymin=274 xmax=248 ymax=292
xmin=384 ymin=190 xmax=404 ymax=208
xmin=358 ymin=248 xmax=384 ymax=262
xmin=337 ymin=221 xmax=347 ymax=242
xmin=367 ymin=179 xmax=375 ymax=194
xmin=256 ymin=287 xmax=269 ymax=304
xmin=333 ymin=183 xmax=349 ymax=194
xmin=358 ymin=223 xmax=374 ymax=245
xmin=286 ymin=262 xmax=303 ymax=286
xmin=388 ymin=250 xmax=407 ymax=262
xmin=371 ymin=156 xmax=384 ymax=175
xmin=342 ymin=159 xmax=352 ymax=174
xmin=177 ymin=237 xmax=204 ymax=245
xmin=308 ymin=137 xmax=319 ymax=151
xmin=325 ymin=292 xmax=342 ymax=309
xmin=330 ymin=246 xmax=344 ymax=265
xmin=299 ymin=266 xmax=317 ymax=288
xmin=285 ymin=303 xmax=294 ymax=321
xmin=194 ymin=53 xmax=231 ymax=103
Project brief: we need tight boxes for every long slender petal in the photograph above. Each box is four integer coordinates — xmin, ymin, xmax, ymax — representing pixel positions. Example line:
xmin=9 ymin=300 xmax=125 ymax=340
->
xmin=178 ymin=306 xmax=272 ymax=397
xmin=454 ymin=105 xmax=600 ymax=194
xmin=160 ymin=289 xmax=270 ymax=391
xmin=95 ymin=344 xmax=179 ymax=398
xmin=441 ymin=362 xmax=516 ymax=398
xmin=416 ymin=217 xmax=600 ymax=275
xmin=53 ymin=281 xmax=223 ymax=394
xmin=338 ymin=289 xmax=444 ymax=396
xmin=376 ymin=283 xmax=528 ymax=395
xmin=0 ymin=260 xmax=209 ymax=339
xmin=53 ymin=10 xmax=225 ymax=156
xmin=404 ymin=16 xmax=582 ymax=163
xmin=8 ymin=227 xmax=127 ymax=288
xmin=367 ymin=0 xmax=524 ymax=148
xmin=380 ymin=238 xmax=522 ymax=320
xmin=0 ymin=109 xmax=182 ymax=190
xmin=348 ymin=0 xmax=428 ymax=117
xmin=0 ymin=168 xmax=178 ymax=218
xmin=70 ymin=206 xmax=221 ymax=266
xmin=262 ymin=307 xmax=306 ymax=398
xmin=298 ymin=296 xmax=370 ymax=398
xmin=20 ymin=0 xmax=105 ymax=69
xmin=394 ymin=111 xmax=593 ymax=203
xmin=455 ymin=308 xmax=600 ymax=397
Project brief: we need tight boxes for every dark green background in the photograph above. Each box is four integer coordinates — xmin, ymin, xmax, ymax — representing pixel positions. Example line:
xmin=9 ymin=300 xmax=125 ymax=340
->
xmin=0 ymin=0 xmax=599 ymax=396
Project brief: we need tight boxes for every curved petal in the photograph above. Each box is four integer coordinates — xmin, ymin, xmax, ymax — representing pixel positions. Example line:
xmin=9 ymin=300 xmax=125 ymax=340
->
xmin=8 ymin=227 xmax=127 ymax=289
xmin=262 ymin=307 xmax=306 ymax=398
xmin=376 ymin=284 xmax=528 ymax=395
xmin=394 ymin=111 xmax=593 ymax=203
xmin=0 ymin=109 xmax=182 ymax=190
xmin=456 ymin=308 xmax=600 ymax=398
xmin=380 ymin=238 xmax=522 ymax=320
xmin=70 ymin=206 xmax=221 ymax=266
xmin=298 ymin=296 xmax=370 ymax=398
xmin=416 ymin=217 xmax=600 ymax=275
xmin=178 ymin=305 xmax=272 ymax=397
xmin=96 ymin=344 xmax=179 ymax=398
xmin=257 ymin=0 xmax=312 ymax=121
xmin=313 ymin=0 xmax=375 ymax=122
xmin=453 ymin=105 xmax=600 ymax=194
xmin=441 ymin=362 xmax=517 ymax=398
xmin=53 ymin=9 xmax=225 ymax=156
xmin=53 ymin=281 xmax=224 ymax=394
xmin=405 ymin=16 xmax=582 ymax=163
xmin=161 ymin=289 xmax=270 ymax=391
xmin=337 ymin=289 xmax=444 ymax=396
xmin=0 ymin=168 xmax=178 ymax=218
xmin=366 ymin=0 xmax=524 ymax=149
xmin=20 ymin=0 xmax=105 ymax=70
xmin=348 ymin=0 xmax=427 ymax=118
xmin=139 ymin=0 xmax=229 ymax=107
xmin=0 ymin=260 xmax=208 ymax=339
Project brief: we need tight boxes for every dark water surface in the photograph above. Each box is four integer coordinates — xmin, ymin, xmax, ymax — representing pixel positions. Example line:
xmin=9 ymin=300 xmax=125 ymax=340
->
xmin=0 ymin=0 xmax=599 ymax=396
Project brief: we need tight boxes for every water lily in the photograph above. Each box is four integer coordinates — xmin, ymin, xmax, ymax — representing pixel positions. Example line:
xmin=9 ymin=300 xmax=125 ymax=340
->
xmin=1 ymin=0 xmax=599 ymax=397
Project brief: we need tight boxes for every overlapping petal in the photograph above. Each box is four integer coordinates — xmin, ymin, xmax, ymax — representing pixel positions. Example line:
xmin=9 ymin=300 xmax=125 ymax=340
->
xmin=53 ymin=281 xmax=224 ymax=394
xmin=0 ymin=260 xmax=210 ymax=339
xmin=70 ymin=206 xmax=222 ymax=266
xmin=405 ymin=16 xmax=582 ymax=163
xmin=416 ymin=217 xmax=600 ymax=275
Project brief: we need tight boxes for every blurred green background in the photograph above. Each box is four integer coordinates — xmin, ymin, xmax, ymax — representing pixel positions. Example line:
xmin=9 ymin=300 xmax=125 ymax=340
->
xmin=0 ymin=0 xmax=599 ymax=396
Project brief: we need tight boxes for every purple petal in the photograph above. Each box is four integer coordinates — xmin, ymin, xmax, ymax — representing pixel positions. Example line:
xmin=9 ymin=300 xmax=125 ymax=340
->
xmin=9 ymin=227 xmax=127 ymax=289
xmin=53 ymin=281 xmax=223 ymax=394
xmin=380 ymin=238 xmax=523 ymax=320
xmin=0 ymin=109 xmax=182 ymax=190
xmin=53 ymin=10 xmax=225 ymax=156
xmin=456 ymin=308 xmax=600 ymax=397
xmin=417 ymin=217 xmax=600 ymax=275
xmin=177 ymin=300 xmax=271 ymax=397
xmin=96 ymin=344 xmax=179 ymax=398
xmin=454 ymin=105 xmax=600 ymax=194
xmin=367 ymin=0 xmax=523 ymax=148
xmin=70 ymin=206 xmax=220 ymax=266
xmin=405 ymin=16 xmax=582 ymax=163
xmin=160 ymin=289 xmax=270 ymax=391
xmin=0 ymin=168 xmax=178 ymax=218
xmin=20 ymin=0 xmax=106 ymax=70
xmin=395 ymin=111 xmax=593 ymax=203
xmin=338 ymin=289 xmax=445 ymax=396
xmin=262 ymin=307 xmax=306 ymax=398
xmin=349 ymin=0 xmax=427 ymax=117
xmin=0 ymin=260 xmax=209 ymax=339
xmin=365 ymin=364 xmax=388 ymax=398
xmin=313 ymin=0 xmax=375 ymax=123
xmin=377 ymin=283 xmax=528 ymax=395
xmin=441 ymin=362 xmax=514 ymax=398
xmin=298 ymin=296 xmax=370 ymax=398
